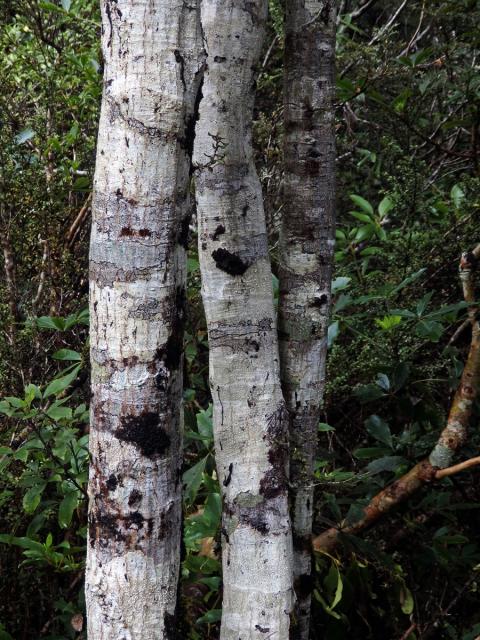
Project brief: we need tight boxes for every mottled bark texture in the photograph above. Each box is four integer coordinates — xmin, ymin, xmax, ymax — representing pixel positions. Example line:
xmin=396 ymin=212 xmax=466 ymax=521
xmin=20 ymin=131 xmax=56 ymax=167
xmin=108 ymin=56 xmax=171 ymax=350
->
xmin=193 ymin=0 xmax=293 ymax=637
xmin=86 ymin=0 xmax=203 ymax=637
xmin=313 ymin=247 xmax=480 ymax=555
xmin=279 ymin=0 xmax=336 ymax=637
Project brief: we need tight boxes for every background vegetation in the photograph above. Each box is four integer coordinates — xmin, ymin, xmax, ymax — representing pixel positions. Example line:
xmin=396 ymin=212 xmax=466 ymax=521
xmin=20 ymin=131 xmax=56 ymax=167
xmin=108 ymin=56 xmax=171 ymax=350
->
xmin=0 ymin=0 xmax=479 ymax=638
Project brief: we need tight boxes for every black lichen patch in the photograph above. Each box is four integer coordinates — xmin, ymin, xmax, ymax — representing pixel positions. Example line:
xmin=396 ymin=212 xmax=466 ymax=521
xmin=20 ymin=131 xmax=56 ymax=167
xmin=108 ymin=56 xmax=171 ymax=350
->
xmin=119 ymin=226 xmax=151 ymax=237
xmin=311 ymin=293 xmax=329 ymax=307
xmin=259 ymin=468 xmax=285 ymax=501
xmin=128 ymin=489 xmax=143 ymax=507
xmin=156 ymin=286 xmax=185 ymax=371
xmin=106 ymin=474 xmax=118 ymax=491
xmin=241 ymin=204 xmax=249 ymax=217
xmin=117 ymin=411 xmax=171 ymax=458
xmin=177 ymin=215 xmax=190 ymax=249
xmin=211 ymin=224 xmax=226 ymax=240
xmin=211 ymin=248 xmax=249 ymax=276
xmin=214 ymin=55 xmax=227 ymax=63
xmin=127 ymin=511 xmax=145 ymax=528
xmin=89 ymin=511 xmax=124 ymax=547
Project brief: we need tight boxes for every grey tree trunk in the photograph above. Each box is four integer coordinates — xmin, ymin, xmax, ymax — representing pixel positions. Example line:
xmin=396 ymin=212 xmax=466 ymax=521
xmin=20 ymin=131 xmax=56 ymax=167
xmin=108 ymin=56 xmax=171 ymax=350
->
xmin=193 ymin=0 xmax=293 ymax=637
xmin=86 ymin=0 xmax=203 ymax=637
xmin=279 ymin=1 xmax=336 ymax=637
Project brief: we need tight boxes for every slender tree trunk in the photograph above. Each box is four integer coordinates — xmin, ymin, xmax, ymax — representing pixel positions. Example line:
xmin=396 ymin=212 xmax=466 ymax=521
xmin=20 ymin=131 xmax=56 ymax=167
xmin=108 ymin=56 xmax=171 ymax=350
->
xmin=86 ymin=1 xmax=203 ymax=637
xmin=193 ymin=0 xmax=293 ymax=636
xmin=279 ymin=1 xmax=336 ymax=637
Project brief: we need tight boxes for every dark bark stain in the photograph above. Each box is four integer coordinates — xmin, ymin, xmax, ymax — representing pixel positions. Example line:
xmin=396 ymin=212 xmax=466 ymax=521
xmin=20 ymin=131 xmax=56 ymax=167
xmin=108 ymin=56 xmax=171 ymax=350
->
xmin=106 ymin=474 xmax=118 ymax=491
xmin=173 ymin=49 xmax=186 ymax=90
xmin=119 ymin=226 xmax=151 ymax=237
xmin=156 ymin=286 xmax=185 ymax=371
xmin=223 ymin=462 xmax=233 ymax=487
xmin=164 ymin=611 xmax=176 ymax=640
xmin=214 ymin=55 xmax=227 ymax=63
xmin=177 ymin=215 xmax=190 ymax=249
xmin=255 ymin=625 xmax=270 ymax=633
xmin=128 ymin=489 xmax=143 ymax=506
xmin=211 ymin=224 xmax=226 ymax=240
xmin=117 ymin=411 xmax=171 ymax=457
xmin=212 ymin=248 xmax=249 ymax=276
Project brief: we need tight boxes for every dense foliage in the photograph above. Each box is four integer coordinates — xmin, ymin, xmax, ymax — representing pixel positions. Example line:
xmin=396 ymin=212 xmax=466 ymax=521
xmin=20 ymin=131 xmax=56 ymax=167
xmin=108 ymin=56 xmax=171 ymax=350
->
xmin=0 ymin=0 xmax=479 ymax=638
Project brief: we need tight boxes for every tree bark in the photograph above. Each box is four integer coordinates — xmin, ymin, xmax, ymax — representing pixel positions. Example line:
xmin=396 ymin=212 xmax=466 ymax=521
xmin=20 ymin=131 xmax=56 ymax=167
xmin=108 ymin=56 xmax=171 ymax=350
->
xmin=193 ymin=0 xmax=293 ymax=637
xmin=86 ymin=1 xmax=203 ymax=637
xmin=279 ymin=0 xmax=336 ymax=637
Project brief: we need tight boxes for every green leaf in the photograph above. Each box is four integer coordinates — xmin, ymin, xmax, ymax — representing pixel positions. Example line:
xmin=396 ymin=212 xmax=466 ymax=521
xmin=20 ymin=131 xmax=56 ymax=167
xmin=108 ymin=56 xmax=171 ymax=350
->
xmin=61 ymin=0 xmax=71 ymax=10
xmin=196 ymin=406 xmax=213 ymax=439
xmin=44 ymin=365 xmax=80 ymax=398
xmin=331 ymin=277 xmax=351 ymax=293
xmin=365 ymin=415 xmax=393 ymax=448
xmin=53 ymin=349 xmax=82 ymax=361
xmin=318 ymin=422 xmax=335 ymax=432
xmin=23 ymin=484 xmax=46 ymax=514
xmin=46 ymin=405 xmax=73 ymax=421
xmin=196 ymin=609 xmax=222 ymax=625
xmin=375 ymin=315 xmax=402 ymax=331
xmin=451 ymin=184 xmax=465 ymax=208
xmin=416 ymin=320 xmax=443 ymax=342
xmin=400 ymin=585 xmax=414 ymax=615
xmin=183 ymin=456 xmax=207 ymax=504
xmin=350 ymin=211 xmax=373 ymax=224
xmin=378 ymin=196 xmax=393 ymax=218
xmin=354 ymin=447 xmax=392 ymax=459
xmin=36 ymin=316 xmax=65 ymax=331
xmin=354 ymin=384 xmax=386 ymax=403
xmin=58 ymin=492 xmax=78 ymax=528
xmin=350 ymin=194 xmax=374 ymax=215
xmin=327 ymin=321 xmax=340 ymax=348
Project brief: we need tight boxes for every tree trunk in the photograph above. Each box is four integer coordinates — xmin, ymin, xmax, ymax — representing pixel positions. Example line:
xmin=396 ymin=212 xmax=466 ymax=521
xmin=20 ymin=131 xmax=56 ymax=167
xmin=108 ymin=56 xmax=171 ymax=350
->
xmin=86 ymin=1 xmax=203 ymax=637
xmin=193 ymin=0 xmax=293 ymax=637
xmin=279 ymin=1 xmax=336 ymax=637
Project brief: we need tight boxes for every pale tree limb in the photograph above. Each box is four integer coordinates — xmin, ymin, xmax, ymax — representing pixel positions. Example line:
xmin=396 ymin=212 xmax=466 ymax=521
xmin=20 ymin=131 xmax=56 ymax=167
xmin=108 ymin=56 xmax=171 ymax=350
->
xmin=313 ymin=246 xmax=480 ymax=554
xmin=65 ymin=192 xmax=92 ymax=250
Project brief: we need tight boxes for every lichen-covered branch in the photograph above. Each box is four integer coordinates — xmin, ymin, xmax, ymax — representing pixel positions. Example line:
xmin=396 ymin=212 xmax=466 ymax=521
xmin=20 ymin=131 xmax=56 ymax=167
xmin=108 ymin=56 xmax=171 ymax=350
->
xmin=313 ymin=247 xmax=480 ymax=555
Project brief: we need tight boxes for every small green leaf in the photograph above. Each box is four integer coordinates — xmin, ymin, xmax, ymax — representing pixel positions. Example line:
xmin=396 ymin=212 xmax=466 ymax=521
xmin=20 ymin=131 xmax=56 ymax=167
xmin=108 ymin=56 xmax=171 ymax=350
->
xmin=350 ymin=194 xmax=374 ymax=215
xmin=367 ymin=456 xmax=406 ymax=474
xmin=23 ymin=484 xmax=46 ymax=514
xmin=451 ymin=184 xmax=465 ymax=208
xmin=327 ymin=321 xmax=340 ymax=348
xmin=365 ymin=415 xmax=393 ymax=448
xmin=58 ymin=492 xmax=78 ymax=528
xmin=378 ymin=196 xmax=393 ymax=218
xmin=46 ymin=405 xmax=73 ymax=421
xmin=53 ymin=349 xmax=82 ymax=361
xmin=36 ymin=316 xmax=65 ymax=331
xmin=400 ymin=585 xmax=414 ymax=615
xmin=318 ymin=422 xmax=335 ymax=432
xmin=375 ymin=315 xmax=402 ymax=331
xmin=183 ymin=456 xmax=207 ymax=504
xmin=44 ymin=365 xmax=80 ymax=398
xmin=196 ymin=609 xmax=222 ymax=625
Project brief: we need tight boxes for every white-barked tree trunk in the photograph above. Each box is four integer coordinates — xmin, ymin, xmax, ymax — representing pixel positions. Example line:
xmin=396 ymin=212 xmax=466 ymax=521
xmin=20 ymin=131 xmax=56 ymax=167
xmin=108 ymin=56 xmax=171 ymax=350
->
xmin=193 ymin=0 xmax=293 ymax=637
xmin=279 ymin=0 xmax=336 ymax=637
xmin=86 ymin=0 xmax=203 ymax=637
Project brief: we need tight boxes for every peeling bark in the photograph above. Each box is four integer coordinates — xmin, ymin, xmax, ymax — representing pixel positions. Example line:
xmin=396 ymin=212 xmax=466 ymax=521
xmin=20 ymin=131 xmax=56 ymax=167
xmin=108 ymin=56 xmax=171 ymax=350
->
xmin=193 ymin=0 xmax=293 ymax=636
xmin=86 ymin=1 xmax=203 ymax=637
xmin=279 ymin=1 xmax=336 ymax=637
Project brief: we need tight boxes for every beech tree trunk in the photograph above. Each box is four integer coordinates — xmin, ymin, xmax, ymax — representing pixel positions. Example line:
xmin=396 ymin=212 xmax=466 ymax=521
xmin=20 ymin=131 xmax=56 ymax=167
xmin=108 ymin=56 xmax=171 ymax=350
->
xmin=193 ymin=0 xmax=293 ymax=637
xmin=86 ymin=1 xmax=202 ymax=637
xmin=279 ymin=1 xmax=336 ymax=637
